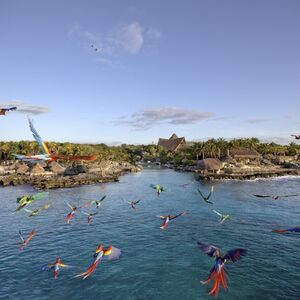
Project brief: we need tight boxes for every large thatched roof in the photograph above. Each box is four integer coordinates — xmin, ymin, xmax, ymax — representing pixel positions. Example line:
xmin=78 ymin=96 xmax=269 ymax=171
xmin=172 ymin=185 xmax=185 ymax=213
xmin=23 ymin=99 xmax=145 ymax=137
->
xmin=197 ymin=158 xmax=224 ymax=171
xmin=30 ymin=163 xmax=45 ymax=174
xmin=49 ymin=161 xmax=65 ymax=173
xmin=17 ymin=164 xmax=29 ymax=174
xmin=158 ymin=134 xmax=186 ymax=152
xmin=230 ymin=148 xmax=261 ymax=159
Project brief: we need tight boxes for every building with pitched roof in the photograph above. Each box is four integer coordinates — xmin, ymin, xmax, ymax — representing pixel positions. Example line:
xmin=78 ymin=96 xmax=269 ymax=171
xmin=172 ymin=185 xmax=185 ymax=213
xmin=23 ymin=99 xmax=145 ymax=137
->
xmin=157 ymin=134 xmax=186 ymax=152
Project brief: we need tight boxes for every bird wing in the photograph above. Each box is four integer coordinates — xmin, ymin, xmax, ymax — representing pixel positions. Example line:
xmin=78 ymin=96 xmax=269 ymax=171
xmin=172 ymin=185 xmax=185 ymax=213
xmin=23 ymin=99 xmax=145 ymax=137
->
xmin=103 ymin=246 xmax=122 ymax=261
xmin=253 ymin=194 xmax=271 ymax=198
xmin=197 ymin=189 xmax=206 ymax=200
xmin=64 ymin=201 xmax=74 ymax=210
xmin=134 ymin=199 xmax=142 ymax=204
xmin=28 ymin=118 xmax=50 ymax=155
xmin=288 ymin=227 xmax=300 ymax=232
xmin=170 ymin=211 xmax=187 ymax=220
xmin=58 ymin=262 xmax=71 ymax=268
xmin=18 ymin=230 xmax=24 ymax=243
xmin=213 ymin=210 xmax=223 ymax=217
xmin=17 ymin=195 xmax=28 ymax=204
xmin=196 ymin=242 xmax=219 ymax=257
xmin=223 ymin=248 xmax=247 ymax=262
xmin=90 ymin=212 xmax=98 ymax=216
xmin=5 ymin=106 xmax=17 ymax=111
xmin=41 ymin=263 xmax=55 ymax=271
xmin=206 ymin=186 xmax=214 ymax=200
xmin=15 ymin=203 xmax=28 ymax=212
xmin=32 ymin=192 xmax=49 ymax=201
xmin=280 ymin=194 xmax=300 ymax=198
xmin=99 ymin=195 xmax=107 ymax=202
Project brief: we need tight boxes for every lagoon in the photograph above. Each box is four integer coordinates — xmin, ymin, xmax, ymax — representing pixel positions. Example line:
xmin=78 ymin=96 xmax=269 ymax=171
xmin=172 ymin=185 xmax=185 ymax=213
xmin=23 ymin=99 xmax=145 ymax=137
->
xmin=0 ymin=168 xmax=299 ymax=300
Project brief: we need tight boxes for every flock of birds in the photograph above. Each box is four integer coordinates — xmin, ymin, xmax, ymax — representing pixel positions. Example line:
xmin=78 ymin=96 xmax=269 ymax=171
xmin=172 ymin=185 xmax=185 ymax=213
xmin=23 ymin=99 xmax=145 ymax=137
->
xmin=15 ymin=182 xmax=300 ymax=297
xmin=1 ymin=103 xmax=299 ymax=296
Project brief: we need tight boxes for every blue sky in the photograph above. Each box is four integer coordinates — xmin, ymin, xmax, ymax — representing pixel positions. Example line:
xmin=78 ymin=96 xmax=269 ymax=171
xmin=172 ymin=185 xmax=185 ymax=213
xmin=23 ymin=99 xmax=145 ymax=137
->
xmin=0 ymin=0 xmax=299 ymax=144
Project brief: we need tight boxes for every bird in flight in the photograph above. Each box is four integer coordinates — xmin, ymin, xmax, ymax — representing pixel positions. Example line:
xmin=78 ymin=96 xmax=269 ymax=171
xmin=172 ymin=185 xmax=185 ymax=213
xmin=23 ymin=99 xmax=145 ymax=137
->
xmin=82 ymin=212 xmax=98 ymax=224
xmin=272 ymin=226 xmax=300 ymax=233
xmin=0 ymin=106 xmax=17 ymax=115
xmin=24 ymin=204 xmax=51 ymax=217
xmin=19 ymin=229 xmax=36 ymax=250
xmin=75 ymin=244 xmax=122 ymax=280
xmin=253 ymin=194 xmax=300 ymax=200
xmin=128 ymin=199 xmax=142 ymax=210
xmin=291 ymin=134 xmax=300 ymax=140
xmin=198 ymin=186 xmax=214 ymax=204
xmin=84 ymin=195 xmax=107 ymax=209
xmin=90 ymin=44 xmax=100 ymax=52
xmin=158 ymin=211 xmax=187 ymax=229
xmin=196 ymin=241 xmax=247 ymax=297
xmin=212 ymin=210 xmax=230 ymax=224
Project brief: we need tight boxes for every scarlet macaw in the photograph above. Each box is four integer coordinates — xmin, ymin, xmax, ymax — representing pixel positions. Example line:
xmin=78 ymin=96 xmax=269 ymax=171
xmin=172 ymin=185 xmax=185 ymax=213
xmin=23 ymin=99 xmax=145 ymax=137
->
xmin=19 ymin=229 xmax=36 ymax=250
xmin=75 ymin=244 xmax=122 ymax=280
xmin=197 ymin=241 xmax=247 ymax=297
xmin=42 ymin=258 xmax=71 ymax=279
xmin=158 ymin=211 xmax=187 ymax=229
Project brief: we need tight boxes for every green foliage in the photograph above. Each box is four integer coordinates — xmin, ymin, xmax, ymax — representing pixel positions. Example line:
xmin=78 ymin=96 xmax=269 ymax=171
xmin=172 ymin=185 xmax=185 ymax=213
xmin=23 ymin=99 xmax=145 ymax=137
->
xmin=0 ymin=138 xmax=299 ymax=165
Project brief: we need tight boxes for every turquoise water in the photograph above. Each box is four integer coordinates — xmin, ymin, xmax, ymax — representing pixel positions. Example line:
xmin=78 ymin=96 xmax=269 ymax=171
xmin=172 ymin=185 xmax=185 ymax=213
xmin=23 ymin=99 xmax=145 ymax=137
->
xmin=0 ymin=168 xmax=299 ymax=300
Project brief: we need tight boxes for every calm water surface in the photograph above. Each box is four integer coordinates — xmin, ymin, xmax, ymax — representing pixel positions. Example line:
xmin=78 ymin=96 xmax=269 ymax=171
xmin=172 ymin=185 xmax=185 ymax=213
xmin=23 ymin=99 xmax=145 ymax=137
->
xmin=0 ymin=168 xmax=299 ymax=300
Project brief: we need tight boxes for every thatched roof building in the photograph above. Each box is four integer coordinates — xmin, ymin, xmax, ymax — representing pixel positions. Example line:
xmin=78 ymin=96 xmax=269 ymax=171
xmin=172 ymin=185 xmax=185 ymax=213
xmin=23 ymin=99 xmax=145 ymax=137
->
xmin=229 ymin=149 xmax=261 ymax=160
xmin=30 ymin=163 xmax=45 ymax=174
xmin=17 ymin=164 xmax=29 ymax=174
xmin=158 ymin=134 xmax=186 ymax=152
xmin=197 ymin=158 xmax=224 ymax=172
xmin=49 ymin=161 xmax=65 ymax=174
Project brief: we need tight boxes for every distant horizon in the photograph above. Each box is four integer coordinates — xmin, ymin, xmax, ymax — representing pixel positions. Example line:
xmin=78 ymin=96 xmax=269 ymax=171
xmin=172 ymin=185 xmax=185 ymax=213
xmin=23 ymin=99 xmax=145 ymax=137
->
xmin=0 ymin=135 xmax=298 ymax=146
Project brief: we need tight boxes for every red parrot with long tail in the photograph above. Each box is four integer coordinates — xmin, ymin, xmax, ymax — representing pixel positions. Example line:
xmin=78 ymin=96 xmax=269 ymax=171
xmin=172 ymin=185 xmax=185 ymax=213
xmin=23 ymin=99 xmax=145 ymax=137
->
xmin=19 ymin=229 xmax=36 ymax=250
xmin=196 ymin=241 xmax=247 ymax=297
xmin=158 ymin=211 xmax=187 ymax=229
xmin=75 ymin=244 xmax=122 ymax=280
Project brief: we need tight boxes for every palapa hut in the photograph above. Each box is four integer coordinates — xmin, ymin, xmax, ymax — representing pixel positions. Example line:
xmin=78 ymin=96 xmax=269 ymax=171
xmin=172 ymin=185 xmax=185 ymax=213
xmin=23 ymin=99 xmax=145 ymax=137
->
xmin=17 ymin=164 xmax=29 ymax=174
xmin=229 ymin=149 xmax=261 ymax=164
xmin=197 ymin=158 xmax=224 ymax=174
xmin=158 ymin=134 xmax=186 ymax=152
xmin=49 ymin=161 xmax=65 ymax=174
xmin=30 ymin=163 xmax=45 ymax=174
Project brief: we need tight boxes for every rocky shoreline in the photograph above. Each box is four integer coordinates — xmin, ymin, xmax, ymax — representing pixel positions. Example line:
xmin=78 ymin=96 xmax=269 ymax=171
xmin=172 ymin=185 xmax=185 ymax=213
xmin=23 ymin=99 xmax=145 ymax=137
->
xmin=159 ymin=161 xmax=300 ymax=181
xmin=195 ymin=168 xmax=300 ymax=181
xmin=0 ymin=161 xmax=142 ymax=189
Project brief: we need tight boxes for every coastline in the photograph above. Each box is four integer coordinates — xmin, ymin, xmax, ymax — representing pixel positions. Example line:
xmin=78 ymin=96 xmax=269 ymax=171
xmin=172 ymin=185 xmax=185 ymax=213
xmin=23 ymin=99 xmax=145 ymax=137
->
xmin=0 ymin=161 xmax=142 ymax=189
xmin=153 ymin=163 xmax=300 ymax=181
xmin=194 ymin=168 xmax=300 ymax=181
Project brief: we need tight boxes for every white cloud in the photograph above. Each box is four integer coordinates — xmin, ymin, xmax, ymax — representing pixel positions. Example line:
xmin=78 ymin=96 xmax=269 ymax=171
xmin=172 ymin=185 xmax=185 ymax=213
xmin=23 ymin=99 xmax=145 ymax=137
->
xmin=0 ymin=100 xmax=50 ymax=115
xmin=68 ymin=21 xmax=161 ymax=64
xmin=116 ymin=107 xmax=215 ymax=130
xmin=114 ymin=22 xmax=144 ymax=54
